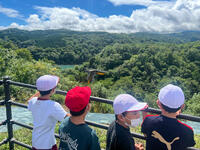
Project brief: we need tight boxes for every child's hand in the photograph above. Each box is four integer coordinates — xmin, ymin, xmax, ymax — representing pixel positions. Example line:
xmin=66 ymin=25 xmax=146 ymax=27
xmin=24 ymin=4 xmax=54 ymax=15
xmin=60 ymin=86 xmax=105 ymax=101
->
xmin=135 ymin=143 xmax=144 ymax=150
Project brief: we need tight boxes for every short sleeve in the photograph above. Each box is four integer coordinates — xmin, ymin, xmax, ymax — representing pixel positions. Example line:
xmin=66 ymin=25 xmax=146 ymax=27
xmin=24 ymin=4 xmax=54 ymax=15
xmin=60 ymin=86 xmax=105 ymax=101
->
xmin=90 ymin=129 xmax=101 ymax=150
xmin=27 ymin=97 xmax=37 ymax=111
xmin=185 ymin=129 xmax=196 ymax=147
xmin=51 ymin=102 xmax=67 ymax=121
xmin=27 ymin=100 xmax=31 ymax=111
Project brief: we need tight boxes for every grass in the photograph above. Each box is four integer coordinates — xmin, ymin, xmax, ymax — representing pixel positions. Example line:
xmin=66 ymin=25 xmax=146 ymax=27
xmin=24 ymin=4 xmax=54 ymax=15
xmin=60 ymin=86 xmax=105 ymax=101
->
xmin=0 ymin=123 xmax=200 ymax=150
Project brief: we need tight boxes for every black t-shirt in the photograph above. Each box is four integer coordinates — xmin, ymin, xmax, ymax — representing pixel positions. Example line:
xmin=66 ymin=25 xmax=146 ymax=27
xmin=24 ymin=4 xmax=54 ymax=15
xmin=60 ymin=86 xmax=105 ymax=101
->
xmin=106 ymin=121 xmax=135 ymax=150
xmin=141 ymin=115 xmax=196 ymax=150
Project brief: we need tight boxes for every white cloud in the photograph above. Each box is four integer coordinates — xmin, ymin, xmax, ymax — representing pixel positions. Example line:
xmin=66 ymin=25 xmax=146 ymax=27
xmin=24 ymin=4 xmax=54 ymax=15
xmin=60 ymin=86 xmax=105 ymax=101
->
xmin=1 ymin=0 xmax=200 ymax=33
xmin=107 ymin=0 xmax=175 ymax=7
xmin=0 ymin=5 xmax=22 ymax=18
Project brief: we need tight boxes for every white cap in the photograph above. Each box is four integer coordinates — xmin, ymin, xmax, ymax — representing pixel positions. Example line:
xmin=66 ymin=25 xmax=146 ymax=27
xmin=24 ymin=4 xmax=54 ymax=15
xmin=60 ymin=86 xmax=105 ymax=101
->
xmin=158 ymin=84 xmax=185 ymax=108
xmin=36 ymin=75 xmax=59 ymax=91
xmin=113 ymin=94 xmax=148 ymax=115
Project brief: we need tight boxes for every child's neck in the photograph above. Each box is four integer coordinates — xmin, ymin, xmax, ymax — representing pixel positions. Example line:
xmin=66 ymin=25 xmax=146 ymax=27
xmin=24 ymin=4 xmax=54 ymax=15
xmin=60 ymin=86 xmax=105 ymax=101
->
xmin=161 ymin=111 xmax=178 ymax=119
xmin=38 ymin=94 xmax=51 ymax=100
xmin=70 ymin=115 xmax=86 ymax=125
xmin=116 ymin=120 xmax=129 ymax=129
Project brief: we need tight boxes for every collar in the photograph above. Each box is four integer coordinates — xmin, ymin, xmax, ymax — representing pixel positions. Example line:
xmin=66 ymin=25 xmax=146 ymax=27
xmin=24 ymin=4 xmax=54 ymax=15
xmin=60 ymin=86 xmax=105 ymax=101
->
xmin=37 ymin=97 xmax=49 ymax=101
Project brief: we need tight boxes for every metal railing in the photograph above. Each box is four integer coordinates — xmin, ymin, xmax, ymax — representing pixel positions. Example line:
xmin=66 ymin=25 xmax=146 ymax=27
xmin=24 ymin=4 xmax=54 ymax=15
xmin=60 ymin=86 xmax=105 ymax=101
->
xmin=0 ymin=77 xmax=199 ymax=150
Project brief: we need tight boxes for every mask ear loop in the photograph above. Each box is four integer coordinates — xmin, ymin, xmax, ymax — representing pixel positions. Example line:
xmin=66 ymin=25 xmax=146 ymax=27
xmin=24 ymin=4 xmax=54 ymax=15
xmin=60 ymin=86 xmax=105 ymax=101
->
xmin=122 ymin=115 xmax=131 ymax=127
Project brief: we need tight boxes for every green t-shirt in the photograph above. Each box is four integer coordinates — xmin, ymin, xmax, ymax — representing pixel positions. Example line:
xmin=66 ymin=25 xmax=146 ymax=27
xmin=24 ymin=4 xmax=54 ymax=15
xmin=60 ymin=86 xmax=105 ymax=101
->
xmin=59 ymin=117 xmax=101 ymax=150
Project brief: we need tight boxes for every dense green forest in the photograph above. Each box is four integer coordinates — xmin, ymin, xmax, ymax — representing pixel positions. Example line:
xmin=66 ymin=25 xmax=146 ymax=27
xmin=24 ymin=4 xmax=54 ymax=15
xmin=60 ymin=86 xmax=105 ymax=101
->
xmin=1 ymin=29 xmax=200 ymax=64
xmin=0 ymin=28 xmax=200 ymax=116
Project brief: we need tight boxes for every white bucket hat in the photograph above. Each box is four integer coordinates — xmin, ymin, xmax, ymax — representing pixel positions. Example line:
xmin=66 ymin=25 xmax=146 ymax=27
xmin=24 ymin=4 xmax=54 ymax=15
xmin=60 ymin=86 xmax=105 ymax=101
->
xmin=36 ymin=75 xmax=59 ymax=91
xmin=158 ymin=84 xmax=185 ymax=108
xmin=113 ymin=94 xmax=148 ymax=115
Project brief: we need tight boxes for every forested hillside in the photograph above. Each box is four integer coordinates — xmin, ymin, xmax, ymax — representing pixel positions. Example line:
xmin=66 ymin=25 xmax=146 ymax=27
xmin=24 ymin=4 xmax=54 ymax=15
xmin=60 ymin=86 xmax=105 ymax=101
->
xmin=1 ymin=29 xmax=200 ymax=64
xmin=0 ymin=29 xmax=200 ymax=115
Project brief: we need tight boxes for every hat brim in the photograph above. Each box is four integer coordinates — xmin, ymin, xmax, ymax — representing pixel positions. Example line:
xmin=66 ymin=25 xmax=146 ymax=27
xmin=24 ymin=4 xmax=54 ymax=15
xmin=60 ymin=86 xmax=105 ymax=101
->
xmin=126 ymin=102 xmax=148 ymax=112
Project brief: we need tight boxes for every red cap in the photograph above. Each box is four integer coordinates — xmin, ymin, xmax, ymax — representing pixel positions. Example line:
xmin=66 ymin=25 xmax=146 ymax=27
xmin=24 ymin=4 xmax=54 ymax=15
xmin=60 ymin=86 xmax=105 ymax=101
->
xmin=65 ymin=86 xmax=91 ymax=112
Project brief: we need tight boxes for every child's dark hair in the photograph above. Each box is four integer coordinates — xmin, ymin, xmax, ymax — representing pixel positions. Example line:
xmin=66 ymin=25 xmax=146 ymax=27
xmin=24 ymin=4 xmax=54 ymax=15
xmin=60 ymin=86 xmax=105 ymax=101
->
xmin=70 ymin=106 xmax=87 ymax=116
xmin=161 ymin=103 xmax=181 ymax=113
xmin=70 ymin=99 xmax=91 ymax=116
xmin=115 ymin=111 xmax=127 ymax=120
xmin=39 ymin=89 xmax=52 ymax=96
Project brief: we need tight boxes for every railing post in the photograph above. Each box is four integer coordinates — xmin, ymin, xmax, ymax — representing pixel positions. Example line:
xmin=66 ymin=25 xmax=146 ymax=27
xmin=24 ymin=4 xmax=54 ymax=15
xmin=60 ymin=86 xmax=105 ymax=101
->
xmin=3 ymin=76 xmax=14 ymax=150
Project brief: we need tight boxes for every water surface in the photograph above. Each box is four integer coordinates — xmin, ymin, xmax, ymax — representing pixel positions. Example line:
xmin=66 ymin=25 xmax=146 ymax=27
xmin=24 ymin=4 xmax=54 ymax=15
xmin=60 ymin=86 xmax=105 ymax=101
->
xmin=0 ymin=107 xmax=199 ymax=134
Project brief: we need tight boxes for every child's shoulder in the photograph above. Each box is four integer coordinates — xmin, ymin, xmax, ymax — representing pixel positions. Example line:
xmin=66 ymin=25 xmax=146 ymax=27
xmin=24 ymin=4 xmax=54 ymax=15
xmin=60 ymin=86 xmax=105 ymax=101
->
xmin=142 ymin=114 xmax=161 ymax=126
xmin=144 ymin=114 xmax=160 ymax=121
xmin=177 ymin=120 xmax=193 ymax=131
xmin=28 ymin=97 xmax=37 ymax=104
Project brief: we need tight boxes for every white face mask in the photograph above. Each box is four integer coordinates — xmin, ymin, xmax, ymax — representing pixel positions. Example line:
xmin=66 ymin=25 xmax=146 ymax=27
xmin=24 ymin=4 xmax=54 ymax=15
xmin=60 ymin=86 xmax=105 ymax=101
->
xmin=124 ymin=117 xmax=141 ymax=128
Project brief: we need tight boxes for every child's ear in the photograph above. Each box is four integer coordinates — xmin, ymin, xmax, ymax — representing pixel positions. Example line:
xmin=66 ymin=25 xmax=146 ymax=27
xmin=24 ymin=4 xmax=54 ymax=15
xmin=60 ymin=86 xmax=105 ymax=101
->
xmin=86 ymin=103 xmax=91 ymax=112
xmin=117 ymin=114 xmax=125 ymax=122
xmin=181 ymin=104 xmax=185 ymax=109
xmin=157 ymin=100 xmax=161 ymax=108
xmin=51 ymin=87 xmax=56 ymax=94
xmin=176 ymin=104 xmax=185 ymax=115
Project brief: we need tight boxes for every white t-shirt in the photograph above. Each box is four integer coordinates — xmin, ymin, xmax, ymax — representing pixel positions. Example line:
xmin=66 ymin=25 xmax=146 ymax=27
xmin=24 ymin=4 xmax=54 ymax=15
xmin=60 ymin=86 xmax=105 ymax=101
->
xmin=28 ymin=97 xmax=67 ymax=149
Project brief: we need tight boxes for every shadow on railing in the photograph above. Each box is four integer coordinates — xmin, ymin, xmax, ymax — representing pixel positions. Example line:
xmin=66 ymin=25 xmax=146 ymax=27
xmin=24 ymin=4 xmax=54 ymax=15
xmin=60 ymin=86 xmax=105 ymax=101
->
xmin=0 ymin=76 xmax=199 ymax=150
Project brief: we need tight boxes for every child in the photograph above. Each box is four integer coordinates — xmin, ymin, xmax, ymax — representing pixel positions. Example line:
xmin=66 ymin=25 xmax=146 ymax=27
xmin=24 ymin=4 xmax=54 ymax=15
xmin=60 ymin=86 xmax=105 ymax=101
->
xmin=141 ymin=84 xmax=196 ymax=150
xmin=106 ymin=94 xmax=148 ymax=150
xmin=59 ymin=86 xmax=101 ymax=150
xmin=28 ymin=75 xmax=68 ymax=150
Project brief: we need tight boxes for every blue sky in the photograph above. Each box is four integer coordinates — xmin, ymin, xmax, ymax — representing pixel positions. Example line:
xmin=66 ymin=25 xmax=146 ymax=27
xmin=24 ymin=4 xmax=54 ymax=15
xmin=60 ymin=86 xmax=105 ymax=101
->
xmin=0 ymin=0 xmax=145 ymax=25
xmin=0 ymin=0 xmax=200 ymax=33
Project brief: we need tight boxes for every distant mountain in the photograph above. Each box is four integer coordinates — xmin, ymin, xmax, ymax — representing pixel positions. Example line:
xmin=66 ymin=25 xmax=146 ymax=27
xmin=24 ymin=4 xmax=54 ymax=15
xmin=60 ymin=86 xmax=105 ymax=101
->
xmin=0 ymin=28 xmax=200 ymax=64
xmin=0 ymin=29 xmax=200 ymax=48
xmin=131 ymin=31 xmax=200 ymax=43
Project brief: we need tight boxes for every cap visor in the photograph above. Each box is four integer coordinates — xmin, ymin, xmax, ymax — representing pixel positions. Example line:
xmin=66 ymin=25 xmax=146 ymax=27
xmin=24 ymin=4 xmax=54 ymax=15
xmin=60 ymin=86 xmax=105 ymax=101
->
xmin=126 ymin=102 xmax=148 ymax=112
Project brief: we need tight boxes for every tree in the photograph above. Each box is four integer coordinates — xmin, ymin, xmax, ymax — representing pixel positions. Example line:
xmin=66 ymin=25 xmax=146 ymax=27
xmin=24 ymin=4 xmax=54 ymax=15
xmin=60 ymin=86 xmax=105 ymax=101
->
xmin=186 ymin=93 xmax=200 ymax=116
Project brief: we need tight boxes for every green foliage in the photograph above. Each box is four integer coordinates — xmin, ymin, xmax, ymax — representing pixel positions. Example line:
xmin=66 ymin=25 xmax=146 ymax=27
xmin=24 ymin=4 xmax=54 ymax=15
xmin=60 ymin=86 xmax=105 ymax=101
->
xmin=15 ymin=48 xmax=32 ymax=60
xmin=0 ymin=125 xmax=200 ymax=149
xmin=84 ymin=41 xmax=200 ymax=110
xmin=1 ymin=29 xmax=200 ymax=65
xmin=186 ymin=93 xmax=200 ymax=116
xmin=0 ymin=44 xmax=70 ymax=103
xmin=0 ymin=29 xmax=200 ymax=115
xmin=1 ymin=30 xmax=200 ymax=149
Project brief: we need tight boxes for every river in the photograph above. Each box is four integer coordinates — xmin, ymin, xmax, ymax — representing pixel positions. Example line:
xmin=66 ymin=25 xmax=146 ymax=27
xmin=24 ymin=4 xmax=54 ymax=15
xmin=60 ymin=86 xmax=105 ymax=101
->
xmin=57 ymin=65 xmax=75 ymax=70
xmin=0 ymin=107 xmax=200 ymax=134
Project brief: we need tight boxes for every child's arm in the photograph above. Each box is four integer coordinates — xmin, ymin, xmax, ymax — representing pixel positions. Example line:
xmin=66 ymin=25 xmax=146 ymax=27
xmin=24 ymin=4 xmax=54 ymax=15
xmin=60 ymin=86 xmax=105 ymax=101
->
xmin=63 ymin=105 xmax=71 ymax=118
xmin=64 ymin=113 xmax=71 ymax=118
xmin=27 ymin=91 xmax=40 ymax=101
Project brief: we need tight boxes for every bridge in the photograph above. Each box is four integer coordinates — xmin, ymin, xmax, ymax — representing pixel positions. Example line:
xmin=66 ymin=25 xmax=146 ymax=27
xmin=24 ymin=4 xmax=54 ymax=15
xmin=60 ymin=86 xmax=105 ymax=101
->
xmin=0 ymin=76 xmax=199 ymax=150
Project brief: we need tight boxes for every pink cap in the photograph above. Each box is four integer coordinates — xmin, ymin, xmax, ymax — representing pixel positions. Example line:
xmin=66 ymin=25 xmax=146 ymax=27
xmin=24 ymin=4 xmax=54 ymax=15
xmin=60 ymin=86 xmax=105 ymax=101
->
xmin=36 ymin=75 xmax=59 ymax=91
xmin=159 ymin=84 xmax=185 ymax=108
xmin=113 ymin=94 xmax=148 ymax=115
